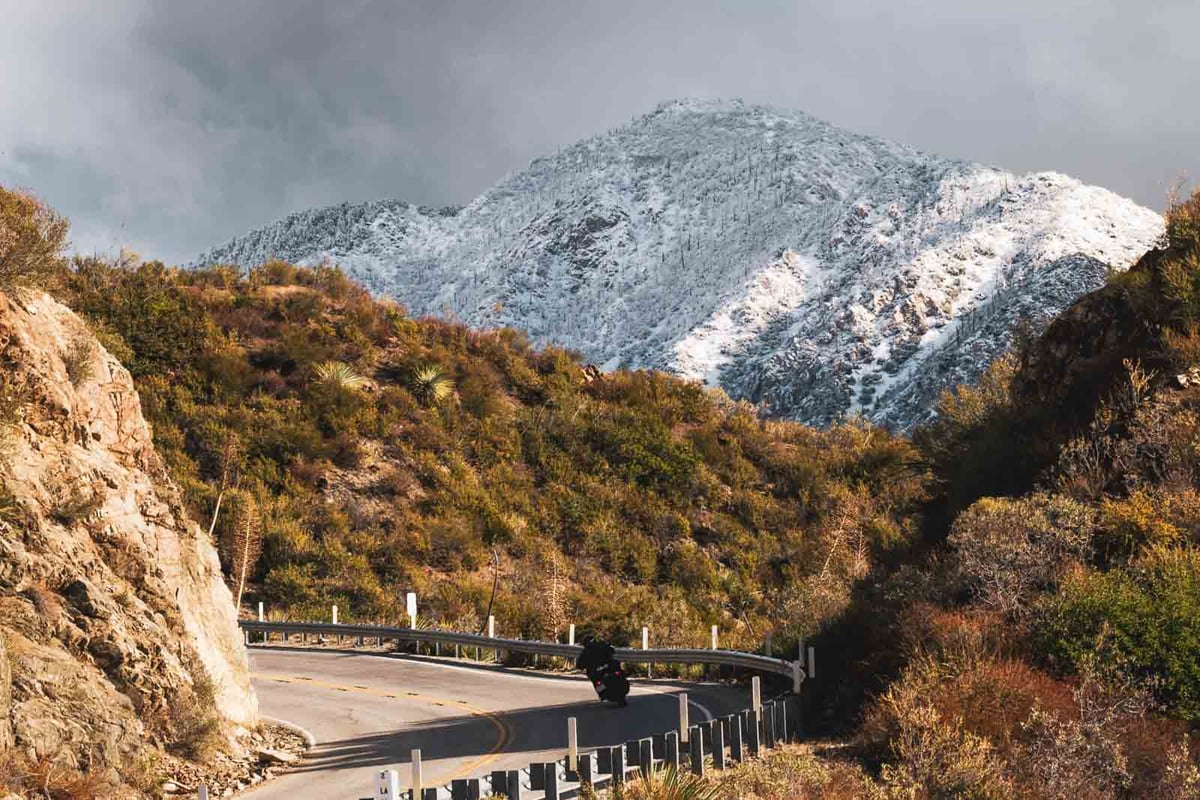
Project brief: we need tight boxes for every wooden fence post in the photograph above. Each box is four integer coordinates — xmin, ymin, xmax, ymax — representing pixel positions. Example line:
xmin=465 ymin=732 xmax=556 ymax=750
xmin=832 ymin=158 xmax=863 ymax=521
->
xmin=689 ymin=725 xmax=704 ymax=776
xmin=664 ymin=730 xmax=680 ymax=770
xmin=728 ymin=713 xmax=743 ymax=762
xmin=505 ymin=770 xmax=522 ymax=799
xmin=712 ymin=716 xmax=726 ymax=769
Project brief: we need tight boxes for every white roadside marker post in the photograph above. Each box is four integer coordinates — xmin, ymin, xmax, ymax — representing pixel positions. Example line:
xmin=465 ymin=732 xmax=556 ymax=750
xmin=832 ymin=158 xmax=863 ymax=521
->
xmin=711 ymin=625 xmax=718 ymax=650
xmin=377 ymin=768 xmax=399 ymax=798
xmin=642 ymin=626 xmax=650 ymax=678
xmin=406 ymin=592 xmax=417 ymax=629
xmin=568 ymin=623 xmax=575 ymax=646
xmin=679 ymin=692 xmax=690 ymax=743
xmin=807 ymin=646 xmax=816 ymax=679
xmin=410 ymin=749 xmax=422 ymax=798
xmin=332 ymin=604 xmax=339 ymax=644
xmin=567 ymin=717 xmax=578 ymax=772
xmin=488 ymin=614 xmax=496 ymax=662
xmin=752 ymin=676 xmax=762 ymax=713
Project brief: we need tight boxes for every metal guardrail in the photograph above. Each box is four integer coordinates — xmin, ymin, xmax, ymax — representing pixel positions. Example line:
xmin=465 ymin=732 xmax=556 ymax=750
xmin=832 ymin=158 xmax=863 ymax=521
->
xmin=239 ymin=620 xmax=803 ymax=688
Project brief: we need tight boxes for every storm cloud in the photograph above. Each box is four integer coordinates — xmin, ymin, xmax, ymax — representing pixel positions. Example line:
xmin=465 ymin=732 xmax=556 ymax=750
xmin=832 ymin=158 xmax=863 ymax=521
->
xmin=1 ymin=0 xmax=1195 ymax=264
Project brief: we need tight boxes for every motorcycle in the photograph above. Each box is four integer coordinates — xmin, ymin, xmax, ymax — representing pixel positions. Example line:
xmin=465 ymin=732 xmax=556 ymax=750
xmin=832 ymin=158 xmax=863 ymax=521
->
xmin=587 ymin=660 xmax=630 ymax=706
xmin=576 ymin=637 xmax=630 ymax=706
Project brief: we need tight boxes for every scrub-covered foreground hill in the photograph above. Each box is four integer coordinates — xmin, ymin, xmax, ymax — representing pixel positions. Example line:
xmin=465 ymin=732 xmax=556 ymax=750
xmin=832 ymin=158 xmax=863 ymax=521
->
xmin=198 ymin=98 xmax=1164 ymax=431
xmin=58 ymin=257 xmax=927 ymax=653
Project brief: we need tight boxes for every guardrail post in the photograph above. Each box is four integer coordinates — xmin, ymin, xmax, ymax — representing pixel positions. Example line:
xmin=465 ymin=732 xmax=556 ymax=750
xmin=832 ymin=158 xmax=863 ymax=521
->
xmin=763 ymin=700 xmax=777 ymax=748
xmin=728 ymin=713 xmax=743 ymax=762
xmin=597 ymin=747 xmax=612 ymax=775
xmin=638 ymin=738 xmax=653 ymax=778
xmin=490 ymin=770 xmax=507 ymax=797
xmin=377 ymin=769 xmax=400 ymax=797
xmin=807 ymin=646 xmax=816 ymax=679
xmin=712 ymin=715 xmax=726 ymax=770
xmin=679 ymin=693 xmax=689 ymax=743
xmin=689 ymin=725 xmax=704 ymax=776
xmin=747 ymin=709 xmax=761 ymax=756
xmin=624 ymin=739 xmax=639 ymax=768
xmin=610 ymin=745 xmax=625 ymax=786
xmin=578 ymin=752 xmax=594 ymax=786
xmin=664 ymin=730 xmax=680 ymax=770
xmin=543 ymin=763 xmax=559 ymax=800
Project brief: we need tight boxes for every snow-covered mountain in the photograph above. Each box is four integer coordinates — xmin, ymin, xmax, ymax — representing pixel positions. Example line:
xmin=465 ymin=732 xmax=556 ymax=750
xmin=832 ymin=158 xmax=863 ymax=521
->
xmin=197 ymin=98 xmax=1164 ymax=430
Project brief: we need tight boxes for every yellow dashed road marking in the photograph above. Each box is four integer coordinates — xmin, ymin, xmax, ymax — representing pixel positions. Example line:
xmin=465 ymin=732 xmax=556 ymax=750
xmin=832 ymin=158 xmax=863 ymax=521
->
xmin=252 ymin=671 xmax=512 ymax=783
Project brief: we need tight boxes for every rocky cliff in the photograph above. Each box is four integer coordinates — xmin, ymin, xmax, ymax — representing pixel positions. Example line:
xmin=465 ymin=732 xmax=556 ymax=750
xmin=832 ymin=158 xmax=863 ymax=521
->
xmin=0 ymin=289 xmax=256 ymax=788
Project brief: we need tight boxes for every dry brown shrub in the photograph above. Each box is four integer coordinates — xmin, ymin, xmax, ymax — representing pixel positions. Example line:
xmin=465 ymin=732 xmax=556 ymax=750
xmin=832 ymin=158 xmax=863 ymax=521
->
xmin=948 ymin=494 xmax=1095 ymax=618
xmin=0 ymin=185 xmax=69 ymax=289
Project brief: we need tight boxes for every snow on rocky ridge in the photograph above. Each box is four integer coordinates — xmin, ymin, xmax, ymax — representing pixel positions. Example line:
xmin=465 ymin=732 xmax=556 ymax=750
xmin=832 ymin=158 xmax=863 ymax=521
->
xmin=196 ymin=98 xmax=1164 ymax=430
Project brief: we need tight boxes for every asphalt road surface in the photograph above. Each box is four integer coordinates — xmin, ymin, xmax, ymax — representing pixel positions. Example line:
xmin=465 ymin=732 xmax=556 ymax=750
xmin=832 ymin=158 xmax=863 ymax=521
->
xmin=243 ymin=647 xmax=753 ymax=800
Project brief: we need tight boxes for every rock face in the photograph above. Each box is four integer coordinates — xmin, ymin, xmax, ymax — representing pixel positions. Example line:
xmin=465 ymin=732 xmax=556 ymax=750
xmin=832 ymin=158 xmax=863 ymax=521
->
xmin=0 ymin=290 xmax=256 ymax=778
xmin=197 ymin=98 xmax=1164 ymax=431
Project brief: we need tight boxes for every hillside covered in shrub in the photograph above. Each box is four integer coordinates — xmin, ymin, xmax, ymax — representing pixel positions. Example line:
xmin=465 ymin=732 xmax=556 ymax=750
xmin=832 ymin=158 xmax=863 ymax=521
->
xmin=52 ymin=254 xmax=927 ymax=654
xmin=6 ymin=182 xmax=1200 ymax=797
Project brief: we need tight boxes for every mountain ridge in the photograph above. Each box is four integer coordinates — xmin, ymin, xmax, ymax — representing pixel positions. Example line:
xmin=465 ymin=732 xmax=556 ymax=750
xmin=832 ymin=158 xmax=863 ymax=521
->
xmin=197 ymin=99 xmax=1164 ymax=429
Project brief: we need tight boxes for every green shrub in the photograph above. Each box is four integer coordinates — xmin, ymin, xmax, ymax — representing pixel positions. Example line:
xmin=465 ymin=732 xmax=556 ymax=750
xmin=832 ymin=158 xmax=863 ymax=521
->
xmin=1036 ymin=548 xmax=1200 ymax=721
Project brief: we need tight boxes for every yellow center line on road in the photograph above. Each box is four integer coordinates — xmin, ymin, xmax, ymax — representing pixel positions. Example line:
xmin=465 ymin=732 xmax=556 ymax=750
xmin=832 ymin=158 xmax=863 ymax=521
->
xmin=251 ymin=672 xmax=514 ymax=784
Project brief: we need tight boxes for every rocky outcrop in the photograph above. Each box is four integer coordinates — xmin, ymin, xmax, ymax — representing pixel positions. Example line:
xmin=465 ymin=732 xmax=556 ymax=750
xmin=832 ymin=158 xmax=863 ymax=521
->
xmin=0 ymin=290 xmax=256 ymax=782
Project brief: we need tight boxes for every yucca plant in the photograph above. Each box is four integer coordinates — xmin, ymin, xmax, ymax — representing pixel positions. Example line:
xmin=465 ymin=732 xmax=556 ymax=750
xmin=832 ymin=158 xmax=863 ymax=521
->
xmin=616 ymin=767 xmax=724 ymax=800
xmin=409 ymin=363 xmax=455 ymax=406
xmin=312 ymin=360 xmax=368 ymax=391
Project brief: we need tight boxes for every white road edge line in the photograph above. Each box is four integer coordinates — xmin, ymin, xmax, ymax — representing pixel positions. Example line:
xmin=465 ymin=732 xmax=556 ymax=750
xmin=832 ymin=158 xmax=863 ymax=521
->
xmin=637 ymin=683 xmax=715 ymax=722
xmin=260 ymin=713 xmax=318 ymax=749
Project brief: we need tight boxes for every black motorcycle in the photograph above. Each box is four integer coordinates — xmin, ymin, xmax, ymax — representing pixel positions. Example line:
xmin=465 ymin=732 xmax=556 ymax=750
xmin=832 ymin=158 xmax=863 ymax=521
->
xmin=576 ymin=638 xmax=630 ymax=706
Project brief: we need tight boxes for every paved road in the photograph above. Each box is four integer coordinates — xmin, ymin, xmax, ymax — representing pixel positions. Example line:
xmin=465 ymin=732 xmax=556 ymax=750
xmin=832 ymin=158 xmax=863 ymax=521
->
xmin=243 ymin=647 xmax=752 ymax=799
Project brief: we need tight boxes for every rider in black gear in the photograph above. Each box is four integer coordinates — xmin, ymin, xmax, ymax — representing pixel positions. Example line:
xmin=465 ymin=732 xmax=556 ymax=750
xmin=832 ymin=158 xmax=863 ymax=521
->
xmin=575 ymin=636 xmax=629 ymax=706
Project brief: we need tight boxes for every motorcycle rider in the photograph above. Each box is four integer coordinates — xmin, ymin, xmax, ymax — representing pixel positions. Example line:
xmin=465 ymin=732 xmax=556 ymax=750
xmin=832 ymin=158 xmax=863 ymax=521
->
xmin=575 ymin=635 xmax=628 ymax=705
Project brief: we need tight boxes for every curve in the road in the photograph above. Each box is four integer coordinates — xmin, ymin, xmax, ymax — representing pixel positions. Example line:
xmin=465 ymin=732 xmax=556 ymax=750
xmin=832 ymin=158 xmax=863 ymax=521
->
xmin=255 ymin=670 xmax=514 ymax=782
xmin=243 ymin=647 xmax=751 ymax=800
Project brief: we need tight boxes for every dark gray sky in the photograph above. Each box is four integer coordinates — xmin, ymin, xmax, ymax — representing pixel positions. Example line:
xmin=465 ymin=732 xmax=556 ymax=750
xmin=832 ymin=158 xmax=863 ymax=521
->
xmin=1 ymin=0 xmax=1195 ymax=265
